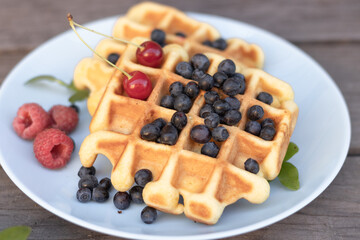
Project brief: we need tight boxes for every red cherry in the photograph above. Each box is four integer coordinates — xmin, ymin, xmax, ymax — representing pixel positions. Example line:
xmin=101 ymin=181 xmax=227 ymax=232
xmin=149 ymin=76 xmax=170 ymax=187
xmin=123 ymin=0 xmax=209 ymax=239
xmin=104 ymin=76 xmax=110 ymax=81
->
xmin=123 ymin=71 xmax=152 ymax=100
xmin=136 ymin=41 xmax=163 ymax=68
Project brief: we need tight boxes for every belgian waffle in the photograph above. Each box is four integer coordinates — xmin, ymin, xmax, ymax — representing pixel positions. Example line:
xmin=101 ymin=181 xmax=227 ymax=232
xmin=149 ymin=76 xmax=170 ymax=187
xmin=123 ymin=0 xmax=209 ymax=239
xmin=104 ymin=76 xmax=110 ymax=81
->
xmin=115 ymin=2 xmax=264 ymax=69
xmin=78 ymin=37 xmax=298 ymax=224
xmin=73 ymin=2 xmax=264 ymax=115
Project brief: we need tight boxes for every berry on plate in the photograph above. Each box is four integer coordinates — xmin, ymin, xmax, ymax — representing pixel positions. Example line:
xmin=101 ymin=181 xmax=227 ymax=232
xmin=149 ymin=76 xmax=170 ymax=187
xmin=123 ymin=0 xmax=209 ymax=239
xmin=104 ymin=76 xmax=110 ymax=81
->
xmin=141 ymin=206 xmax=157 ymax=224
xmin=49 ymin=105 xmax=79 ymax=134
xmin=33 ymin=128 xmax=74 ymax=169
xmin=13 ymin=103 xmax=50 ymax=140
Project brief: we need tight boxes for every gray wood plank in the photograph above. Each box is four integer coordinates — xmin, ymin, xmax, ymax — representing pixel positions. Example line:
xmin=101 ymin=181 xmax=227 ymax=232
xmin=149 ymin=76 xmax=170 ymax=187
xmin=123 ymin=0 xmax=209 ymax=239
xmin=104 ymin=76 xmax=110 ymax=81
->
xmin=0 ymin=0 xmax=359 ymax=51
xmin=1 ymin=156 xmax=359 ymax=240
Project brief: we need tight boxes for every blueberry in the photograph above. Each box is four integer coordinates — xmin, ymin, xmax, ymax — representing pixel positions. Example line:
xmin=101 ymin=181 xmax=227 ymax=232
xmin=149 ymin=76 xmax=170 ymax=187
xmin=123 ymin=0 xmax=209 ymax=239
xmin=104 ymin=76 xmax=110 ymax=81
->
xmin=129 ymin=186 xmax=144 ymax=204
xmin=223 ymin=110 xmax=242 ymax=126
xmin=160 ymin=95 xmax=175 ymax=109
xmin=175 ymin=61 xmax=193 ymax=79
xmin=192 ymin=69 xmax=205 ymax=81
xmin=140 ymin=123 xmax=161 ymax=141
xmin=135 ymin=169 xmax=153 ymax=187
xmin=247 ymin=105 xmax=264 ymax=121
xmin=201 ymin=142 xmax=220 ymax=158
xmin=259 ymin=126 xmax=276 ymax=141
xmin=190 ymin=125 xmax=211 ymax=143
xmin=70 ymin=104 xmax=79 ymax=113
xmin=244 ymin=158 xmax=259 ymax=174
xmin=202 ymin=40 xmax=213 ymax=47
xmin=245 ymin=121 xmax=261 ymax=136
xmin=174 ymin=94 xmax=192 ymax=113
xmin=213 ymin=72 xmax=228 ymax=88
xmin=99 ymin=177 xmax=112 ymax=191
xmin=257 ymin=92 xmax=273 ymax=105
xmin=107 ymin=53 xmax=120 ymax=65
xmin=212 ymin=38 xmax=227 ymax=50
xmin=160 ymin=123 xmax=179 ymax=145
xmin=171 ymin=111 xmax=188 ymax=131
xmin=78 ymin=166 xmax=96 ymax=178
xmin=151 ymin=29 xmax=166 ymax=45
xmin=199 ymin=104 xmax=214 ymax=118
xmin=113 ymin=191 xmax=131 ymax=210
xmin=169 ymin=82 xmax=184 ymax=97
xmin=198 ymin=74 xmax=214 ymax=91
xmin=175 ymin=32 xmax=186 ymax=38
xmin=232 ymin=73 xmax=246 ymax=82
xmin=152 ymin=118 xmax=167 ymax=129
xmin=78 ymin=175 xmax=98 ymax=190
xmin=222 ymin=78 xmax=242 ymax=96
xmin=92 ymin=187 xmax=109 ymax=202
xmin=184 ymin=81 xmax=200 ymax=99
xmin=261 ymin=118 xmax=275 ymax=128
xmin=224 ymin=97 xmax=241 ymax=110
xmin=76 ymin=188 xmax=92 ymax=203
xmin=218 ymin=59 xmax=236 ymax=76
xmin=213 ymin=100 xmax=231 ymax=115
xmin=190 ymin=53 xmax=210 ymax=72
xmin=204 ymin=113 xmax=220 ymax=128
xmin=141 ymin=206 xmax=157 ymax=224
xmin=204 ymin=91 xmax=220 ymax=105
xmin=212 ymin=126 xmax=229 ymax=142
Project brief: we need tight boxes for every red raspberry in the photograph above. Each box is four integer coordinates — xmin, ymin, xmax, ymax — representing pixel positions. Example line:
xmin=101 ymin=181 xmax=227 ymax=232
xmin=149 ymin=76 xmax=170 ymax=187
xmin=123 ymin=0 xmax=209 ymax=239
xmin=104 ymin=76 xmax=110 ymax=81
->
xmin=12 ymin=103 xmax=51 ymax=140
xmin=33 ymin=128 xmax=74 ymax=169
xmin=49 ymin=105 xmax=79 ymax=134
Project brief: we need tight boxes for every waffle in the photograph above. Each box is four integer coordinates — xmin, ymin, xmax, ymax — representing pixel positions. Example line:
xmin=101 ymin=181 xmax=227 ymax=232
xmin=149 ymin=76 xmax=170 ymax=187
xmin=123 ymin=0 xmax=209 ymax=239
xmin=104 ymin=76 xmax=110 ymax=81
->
xmin=73 ymin=2 xmax=264 ymax=115
xmin=78 ymin=37 xmax=298 ymax=224
xmin=115 ymin=2 xmax=264 ymax=69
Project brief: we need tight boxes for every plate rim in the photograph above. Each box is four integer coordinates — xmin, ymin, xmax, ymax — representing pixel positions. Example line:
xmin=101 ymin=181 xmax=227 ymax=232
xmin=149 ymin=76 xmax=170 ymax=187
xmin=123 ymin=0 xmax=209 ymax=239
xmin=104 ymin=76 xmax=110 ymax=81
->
xmin=0 ymin=12 xmax=351 ymax=240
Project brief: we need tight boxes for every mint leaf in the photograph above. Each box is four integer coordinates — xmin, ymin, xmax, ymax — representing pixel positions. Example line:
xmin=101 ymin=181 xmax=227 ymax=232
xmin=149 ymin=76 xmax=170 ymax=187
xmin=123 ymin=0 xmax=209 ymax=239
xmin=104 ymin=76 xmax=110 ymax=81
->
xmin=69 ymin=89 xmax=90 ymax=103
xmin=0 ymin=226 xmax=31 ymax=240
xmin=25 ymin=75 xmax=70 ymax=89
xmin=278 ymin=162 xmax=300 ymax=190
xmin=68 ymin=80 xmax=78 ymax=91
xmin=284 ymin=142 xmax=299 ymax=162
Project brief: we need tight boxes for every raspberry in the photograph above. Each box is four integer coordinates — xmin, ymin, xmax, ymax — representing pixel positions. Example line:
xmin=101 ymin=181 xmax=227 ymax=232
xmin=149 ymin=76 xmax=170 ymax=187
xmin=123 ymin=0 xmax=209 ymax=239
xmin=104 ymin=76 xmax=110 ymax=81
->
xmin=49 ymin=105 xmax=79 ymax=134
xmin=12 ymin=103 xmax=51 ymax=140
xmin=33 ymin=128 xmax=74 ymax=169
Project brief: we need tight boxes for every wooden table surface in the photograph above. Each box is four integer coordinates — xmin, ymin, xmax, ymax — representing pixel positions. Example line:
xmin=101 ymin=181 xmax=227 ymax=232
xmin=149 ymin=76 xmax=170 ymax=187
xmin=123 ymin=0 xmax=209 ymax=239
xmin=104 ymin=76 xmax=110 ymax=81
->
xmin=0 ymin=0 xmax=359 ymax=239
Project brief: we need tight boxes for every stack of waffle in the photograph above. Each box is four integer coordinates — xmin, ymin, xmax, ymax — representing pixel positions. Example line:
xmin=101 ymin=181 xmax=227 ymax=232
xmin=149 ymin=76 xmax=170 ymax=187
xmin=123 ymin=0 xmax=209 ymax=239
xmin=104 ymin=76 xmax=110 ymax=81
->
xmin=75 ymin=2 xmax=298 ymax=225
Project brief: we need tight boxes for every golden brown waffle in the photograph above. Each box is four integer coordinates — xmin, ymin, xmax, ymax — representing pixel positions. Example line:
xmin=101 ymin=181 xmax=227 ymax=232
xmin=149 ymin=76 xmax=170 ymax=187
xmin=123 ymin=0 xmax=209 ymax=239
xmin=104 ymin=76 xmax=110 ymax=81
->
xmin=114 ymin=1 xmax=264 ymax=69
xmin=73 ymin=39 xmax=126 ymax=115
xmin=78 ymin=37 xmax=298 ymax=224
xmin=74 ymin=2 xmax=264 ymax=115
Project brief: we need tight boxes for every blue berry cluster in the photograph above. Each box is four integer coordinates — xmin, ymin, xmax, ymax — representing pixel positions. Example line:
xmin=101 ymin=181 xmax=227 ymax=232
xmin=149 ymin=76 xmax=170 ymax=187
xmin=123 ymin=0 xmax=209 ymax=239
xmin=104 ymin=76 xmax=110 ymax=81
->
xmin=76 ymin=166 xmax=111 ymax=203
xmin=190 ymin=124 xmax=229 ymax=158
xmin=113 ymin=169 xmax=158 ymax=224
xmin=160 ymin=81 xmax=199 ymax=113
xmin=245 ymin=105 xmax=276 ymax=141
xmin=140 ymin=111 xmax=188 ymax=146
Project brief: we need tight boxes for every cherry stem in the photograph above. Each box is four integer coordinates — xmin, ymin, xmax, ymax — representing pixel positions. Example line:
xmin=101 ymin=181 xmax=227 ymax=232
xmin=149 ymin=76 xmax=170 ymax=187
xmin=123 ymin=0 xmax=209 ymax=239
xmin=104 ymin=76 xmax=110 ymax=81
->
xmin=67 ymin=13 xmax=132 ymax=79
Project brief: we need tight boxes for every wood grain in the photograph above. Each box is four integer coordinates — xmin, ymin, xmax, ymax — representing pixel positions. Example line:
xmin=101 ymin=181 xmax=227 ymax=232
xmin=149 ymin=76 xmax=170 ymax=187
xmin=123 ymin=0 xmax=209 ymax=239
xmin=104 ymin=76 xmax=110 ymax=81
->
xmin=0 ymin=0 xmax=359 ymax=239
xmin=0 ymin=0 xmax=360 ymax=51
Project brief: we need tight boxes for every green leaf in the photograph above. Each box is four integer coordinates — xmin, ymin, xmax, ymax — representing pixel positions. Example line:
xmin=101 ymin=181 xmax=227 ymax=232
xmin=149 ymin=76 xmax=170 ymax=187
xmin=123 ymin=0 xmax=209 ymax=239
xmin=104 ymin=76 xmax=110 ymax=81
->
xmin=278 ymin=162 xmax=300 ymax=190
xmin=67 ymin=80 xmax=78 ymax=91
xmin=284 ymin=142 xmax=299 ymax=162
xmin=0 ymin=226 xmax=31 ymax=240
xmin=68 ymin=89 xmax=90 ymax=103
xmin=25 ymin=75 xmax=70 ymax=89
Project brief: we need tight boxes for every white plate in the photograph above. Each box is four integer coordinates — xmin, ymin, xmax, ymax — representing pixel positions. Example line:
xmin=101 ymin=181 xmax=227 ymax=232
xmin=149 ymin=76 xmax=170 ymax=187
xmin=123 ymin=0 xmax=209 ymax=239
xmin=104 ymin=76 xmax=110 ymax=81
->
xmin=0 ymin=13 xmax=351 ymax=239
